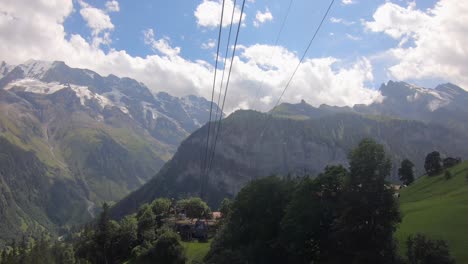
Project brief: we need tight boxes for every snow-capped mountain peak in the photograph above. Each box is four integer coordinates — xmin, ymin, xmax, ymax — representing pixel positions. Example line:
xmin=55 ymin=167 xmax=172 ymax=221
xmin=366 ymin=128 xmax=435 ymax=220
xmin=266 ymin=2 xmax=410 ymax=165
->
xmin=0 ymin=59 xmax=224 ymax=147
xmin=19 ymin=59 xmax=54 ymax=79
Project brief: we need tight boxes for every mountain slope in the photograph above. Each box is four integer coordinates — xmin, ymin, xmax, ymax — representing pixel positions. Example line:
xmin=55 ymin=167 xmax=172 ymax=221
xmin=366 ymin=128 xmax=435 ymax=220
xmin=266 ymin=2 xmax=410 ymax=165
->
xmin=0 ymin=60 xmax=222 ymax=242
xmin=0 ymin=137 xmax=88 ymax=244
xmin=396 ymin=161 xmax=468 ymax=263
xmin=112 ymin=110 xmax=468 ymax=217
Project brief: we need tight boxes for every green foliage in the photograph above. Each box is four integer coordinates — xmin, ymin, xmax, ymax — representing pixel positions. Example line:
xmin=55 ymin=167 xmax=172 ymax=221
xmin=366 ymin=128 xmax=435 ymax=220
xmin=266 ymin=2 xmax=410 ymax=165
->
xmin=444 ymin=170 xmax=452 ymax=180
xmin=281 ymin=165 xmax=346 ymax=263
xmin=137 ymin=204 xmax=156 ymax=243
xmin=0 ymin=236 xmax=76 ymax=264
xmin=333 ymin=138 xmax=401 ymax=264
xmin=73 ymin=196 xmax=201 ymax=263
xmin=406 ymin=234 xmax=455 ymax=264
xmin=151 ymin=198 xmax=172 ymax=216
xmin=176 ymin=197 xmax=211 ymax=219
xmin=218 ymin=198 xmax=232 ymax=219
xmin=399 ymin=159 xmax=415 ymax=185
xmin=425 ymin=151 xmax=443 ymax=176
xmin=139 ymin=228 xmax=186 ymax=264
xmin=114 ymin=215 xmax=138 ymax=259
xmin=205 ymin=176 xmax=294 ymax=264
xmin=206 ymin=139 xmax=402 ymax=264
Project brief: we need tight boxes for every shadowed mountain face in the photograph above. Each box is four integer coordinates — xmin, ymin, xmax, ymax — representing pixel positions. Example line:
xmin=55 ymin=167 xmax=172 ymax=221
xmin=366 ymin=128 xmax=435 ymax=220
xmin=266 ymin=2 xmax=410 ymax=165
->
xmin=0 ymin=60 xmax=222 ymax=242
xmin=112 ymin=108 xmax=468 ymax=217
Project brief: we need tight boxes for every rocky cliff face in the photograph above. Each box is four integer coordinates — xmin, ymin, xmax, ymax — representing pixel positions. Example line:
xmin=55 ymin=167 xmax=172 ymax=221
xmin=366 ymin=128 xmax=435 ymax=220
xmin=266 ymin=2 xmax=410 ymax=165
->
xmin=113 ymin=109 xmax=468 ymax=217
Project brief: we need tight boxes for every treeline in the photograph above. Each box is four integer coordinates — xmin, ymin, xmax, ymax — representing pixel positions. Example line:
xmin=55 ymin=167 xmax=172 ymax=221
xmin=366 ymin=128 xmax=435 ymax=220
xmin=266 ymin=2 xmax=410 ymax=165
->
xmin=398 ymin=151 xmax=462 ymax=186
xmin=73 ymin=197 xmax=212 ymax=263
xmin=205 ymin=139 xmax=456 ymax=264
xmin=0 ymin=197 xmax=213 ymax=264
xmin=0 ymin=139 xmax=458 ymax=264
xmin=0 ymin=237 xmax=75 ymax=264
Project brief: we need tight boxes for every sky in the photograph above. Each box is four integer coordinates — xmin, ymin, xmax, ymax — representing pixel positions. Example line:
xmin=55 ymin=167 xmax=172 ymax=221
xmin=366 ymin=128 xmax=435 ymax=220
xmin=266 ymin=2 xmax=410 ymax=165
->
xmin=0 ymin=0 xmax=467 ymax=113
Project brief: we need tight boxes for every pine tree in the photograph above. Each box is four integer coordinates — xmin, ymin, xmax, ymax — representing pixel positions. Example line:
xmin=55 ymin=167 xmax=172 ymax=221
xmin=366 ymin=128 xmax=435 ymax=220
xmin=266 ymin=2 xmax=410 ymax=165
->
xmin=94 ymin=203 xmax=113 ymax=264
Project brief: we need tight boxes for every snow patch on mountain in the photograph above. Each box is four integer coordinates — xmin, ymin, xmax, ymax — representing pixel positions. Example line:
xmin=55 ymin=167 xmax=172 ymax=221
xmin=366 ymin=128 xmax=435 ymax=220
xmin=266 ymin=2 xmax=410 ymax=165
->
xmin=101 ymin=89 xmax=131 ymax=114
xmin=5 ymin=78 xmax=66 ymax=94
xmin=142 ymin=102 xmax=159 ymax=120
xmin=69 ymin=85 xmax=110 ymax=108
xmin=4 ymin=78 xmax=130 ymax=113
xmin=427 ymin=99 xmax=448 ymax=112
xmin=19 ymin=60 xmax=53 ymax=79
xmin=404 ymin=83 xmax=446 ymax=100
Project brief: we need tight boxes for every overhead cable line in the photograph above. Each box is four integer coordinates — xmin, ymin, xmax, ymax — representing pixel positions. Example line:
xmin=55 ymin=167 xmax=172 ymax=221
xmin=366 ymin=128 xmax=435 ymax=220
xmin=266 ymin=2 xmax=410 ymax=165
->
xmin=258 ymin=0 xmax=335 ymax=139
xmin=252 ymin=0 xmax=294 ymax=105
xmin=205 ymin=0 xmax=247 ymax=175
xmin=213 ymin=0 xmax=238 ymax=126
xmin=200 ymin=0 xmax=226 ymax=198
xmin=208 ymin=0 xmax=293 ymax=170
xmin=208 ymin=0 xmax=238 ymax=172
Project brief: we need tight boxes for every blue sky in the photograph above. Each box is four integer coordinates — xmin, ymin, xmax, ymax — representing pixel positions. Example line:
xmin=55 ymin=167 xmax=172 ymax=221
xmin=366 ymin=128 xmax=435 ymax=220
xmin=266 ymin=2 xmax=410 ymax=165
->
xmin=64 ymin=0 xmax=406 ymax=66
xmin=1 ymin=0 xmax=466 ymax=112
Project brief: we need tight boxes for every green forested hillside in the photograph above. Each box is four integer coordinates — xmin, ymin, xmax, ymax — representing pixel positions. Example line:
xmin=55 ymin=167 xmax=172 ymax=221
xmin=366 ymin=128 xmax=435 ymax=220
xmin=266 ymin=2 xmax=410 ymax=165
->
xmin=0 ymin=137 xmax=86 ymax=244
xmin=0 ymin=89 xmax=168 ymax=243
xmin=397 ymin=161 xmax=468 ymax=263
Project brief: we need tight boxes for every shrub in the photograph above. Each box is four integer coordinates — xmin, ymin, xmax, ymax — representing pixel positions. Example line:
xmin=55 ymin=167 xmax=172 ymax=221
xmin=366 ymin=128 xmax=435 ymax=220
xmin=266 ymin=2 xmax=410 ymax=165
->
xmin=406 ymin=234 xmax=455 ymax=264
xmin=444 ymin=170 xmax=452 ymax=180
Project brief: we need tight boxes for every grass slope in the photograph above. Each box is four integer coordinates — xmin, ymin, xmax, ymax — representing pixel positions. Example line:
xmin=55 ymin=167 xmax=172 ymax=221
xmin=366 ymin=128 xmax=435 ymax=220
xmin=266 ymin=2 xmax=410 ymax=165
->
xmin=396 ymin=161 xmax=468 ymax=263
xmin=182 ymin=240 xmax=211 ymax=264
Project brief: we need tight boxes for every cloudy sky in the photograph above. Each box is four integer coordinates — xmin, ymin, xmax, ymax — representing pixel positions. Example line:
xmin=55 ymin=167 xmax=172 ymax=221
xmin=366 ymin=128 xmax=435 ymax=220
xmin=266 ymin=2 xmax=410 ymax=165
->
xmin=0 ymin=0 xmax=467 ymax=112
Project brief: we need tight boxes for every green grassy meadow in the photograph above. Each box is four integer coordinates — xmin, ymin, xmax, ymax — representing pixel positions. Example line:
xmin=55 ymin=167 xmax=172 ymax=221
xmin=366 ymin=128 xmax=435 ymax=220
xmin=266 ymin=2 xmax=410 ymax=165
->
xmin=396 ymin=161 xmax=468 ymax=263
xmin=182 ymin=240 xmax=212 ymax=264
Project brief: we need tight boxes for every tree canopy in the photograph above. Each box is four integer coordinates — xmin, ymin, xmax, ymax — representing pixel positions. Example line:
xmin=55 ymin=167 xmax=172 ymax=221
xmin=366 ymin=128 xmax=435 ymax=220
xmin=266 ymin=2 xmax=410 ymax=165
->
xmin=206 ymin=139 xmax=402 ymax=264
xmin=399 ymin=159 xmax=415 ymax=185
xmin=176 ymin=197 xmax=211 ymax=219
xmin=425 ymin=151 xmax=442 ymax=176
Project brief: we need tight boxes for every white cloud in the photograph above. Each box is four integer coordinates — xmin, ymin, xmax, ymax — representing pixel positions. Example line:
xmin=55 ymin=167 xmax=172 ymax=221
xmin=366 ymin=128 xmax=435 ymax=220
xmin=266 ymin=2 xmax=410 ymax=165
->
xmin=346 ymin=33 xmax=361 ymax=41
xmin=78 ymin=0 xmax=114 ymax=47
xmin=105 ymin=0 xmax=120 ymax=12
xmin=219 ymin=44 xmax=378 ymax=111
xmin=194 ymin=0 xmax=245 ymax=28
xmin=342 ymin=0 xmax=355 ymax=5
xmin=143 ymin=29 xmax=181 ymax=57
xmin=201 ymin=39 xmax=216 ymax=49
xmin=0 ymin=0 xmax=380 ymax=114
xmin=330 ymin=17 xmax=355 ymax=26
xmin=253 ymin=8 xmax=273 ymax=28
xmin=364 ymin=0 xmax=468 ymax=89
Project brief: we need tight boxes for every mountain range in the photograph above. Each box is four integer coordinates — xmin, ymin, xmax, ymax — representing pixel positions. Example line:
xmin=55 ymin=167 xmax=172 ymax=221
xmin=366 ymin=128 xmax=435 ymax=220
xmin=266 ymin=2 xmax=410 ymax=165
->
xmin=1 ymin=59 xmax=468 ymax=243
xmin=0 ymin=60 xmax=222 ymax=243
xmin=111 ymin=81 xmax=468 ymax=216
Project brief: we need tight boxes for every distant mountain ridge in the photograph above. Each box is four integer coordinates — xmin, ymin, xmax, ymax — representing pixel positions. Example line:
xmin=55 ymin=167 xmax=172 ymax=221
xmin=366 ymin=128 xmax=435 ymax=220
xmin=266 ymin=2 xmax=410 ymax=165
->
xmin=112 ymin=111 xmax=468 ymax=218
xmin=112 ymin=81 xmax=468 ymax=217
xmin=272 ymin=81 xmax=468 ymax=133
xmin=0 ymin=59 xmax=222 ymax=243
